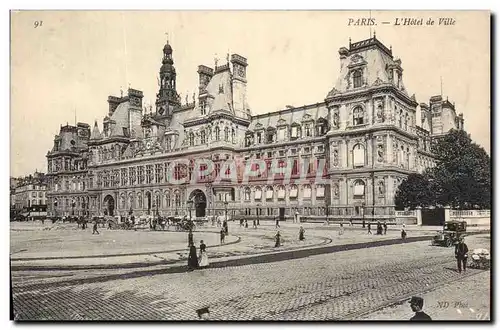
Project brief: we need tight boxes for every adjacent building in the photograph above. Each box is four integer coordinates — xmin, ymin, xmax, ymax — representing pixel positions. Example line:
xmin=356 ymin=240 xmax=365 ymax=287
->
xmin=12 ymin=172 xmax=48 ymax=218
xmin=45 ymin=36 xmax=465 ymax=220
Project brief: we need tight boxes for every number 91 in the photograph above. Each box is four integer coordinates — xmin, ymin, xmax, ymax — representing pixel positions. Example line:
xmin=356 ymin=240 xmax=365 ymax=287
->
xmin=34 ymin=21 xmax=43 ymax=28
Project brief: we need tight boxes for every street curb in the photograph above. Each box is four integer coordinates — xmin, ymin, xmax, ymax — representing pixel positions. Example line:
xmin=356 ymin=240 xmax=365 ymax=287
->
xmin=10 ymin=231 xmax=241 ymax=261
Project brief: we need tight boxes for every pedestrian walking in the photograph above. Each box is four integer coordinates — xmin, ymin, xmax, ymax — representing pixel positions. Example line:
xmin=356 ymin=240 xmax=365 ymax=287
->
xmin=274 ymin=231 xmax=281 ymax=247
xmin=383 ymin=221 xmax=388 ymax=235
xmin=92 ymin=221 xmax=99 ymax=235
xmin=240 ymin=219 xmax=244 ymax=227
xmin=349 ymin=219 xmax=353 ymax=227
xmin=339 ymin=222 xmax=345 ymax=235
xmin=455 ymin=237 xmax=469 ymax=273
xmin=188 ymin=229 xmax=194 ymax=247
xmin=401 ymin=224 xmax=407 ymax=240
xmin=252 ymin=219 xmax=257 ymax=229
xmin=220 ymin=229 xmax=225 ymax=245
xmin=245 ymin=219 xmax=248 ymax=228
xmin=295 ymin=211 xmax=299 ymax=224
xmin=299 ymin=226 xmax=305 ymax=241
xmin=223 ymin=220 xmax=228 ymax=235
xmin=377 ymin=221 xmax=383 ymax=235
xmin=367 ymin=222 xmax=372 ymax=235
xmin=198 ymin=240 xmax=209 ymax=268
xmin=409 ymin=296 xmax=432 ymax=321
xmin=275 ymin=217 xmax=280 ymax=229
xmin=187 ymin=244 xmax=199 ymax=271
xmin=108 ymin=220 xmax=112 ymax=230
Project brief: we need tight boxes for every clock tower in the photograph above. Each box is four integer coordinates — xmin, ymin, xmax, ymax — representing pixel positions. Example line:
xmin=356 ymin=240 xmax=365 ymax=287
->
xmin=155 ymin=40 xmax=180 ymax=117
xmin=230 ymin=54 xmax=250 ymax=120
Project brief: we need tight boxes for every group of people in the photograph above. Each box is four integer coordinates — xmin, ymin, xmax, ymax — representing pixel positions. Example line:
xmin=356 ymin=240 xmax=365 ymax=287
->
xmin=187 ymin=229 xmax=210 ymax=271
xmin=366 ymin=221 xmax=389 ymax=235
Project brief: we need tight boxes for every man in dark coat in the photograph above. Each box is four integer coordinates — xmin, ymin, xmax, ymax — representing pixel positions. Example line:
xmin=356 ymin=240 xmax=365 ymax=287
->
xmin=92 ymin=221 xmax=99 ymax=235
xmin=367 ymin=222 xmax=372 ymax=235
xmin=409 ymin=296 xmax=432 ymax=321
xmin=187 ymin=244 xmax=198 ymax=271
xmin=383 ymin=221 xmax=388 ymax=235
xmin=455 ymin=238 xmax=469 ymax=273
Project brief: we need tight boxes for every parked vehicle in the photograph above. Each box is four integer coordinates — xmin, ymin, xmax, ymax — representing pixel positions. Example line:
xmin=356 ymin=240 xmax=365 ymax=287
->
xmin=431 ymin=220 xmax=467 ymax=247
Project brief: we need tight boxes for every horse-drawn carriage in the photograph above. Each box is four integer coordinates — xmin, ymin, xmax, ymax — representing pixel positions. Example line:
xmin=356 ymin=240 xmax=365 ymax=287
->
xmin=168 ymin=216 xmax=196 ymax=231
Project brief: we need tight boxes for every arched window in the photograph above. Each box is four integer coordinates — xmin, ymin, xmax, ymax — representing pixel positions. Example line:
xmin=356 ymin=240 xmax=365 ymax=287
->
xmin=353 ymin=69 xmax=363 ymax=88
xmin=303 ymin=184 xmax=312 ymax=199
xmin=353 ymin=180 xmax=365 ymax=197
xmin=245 ymin=133 xmax=254 ymax=147
xmin=265 ymin=186 xmax=274 ymax=200
xmin=244 ymin=187 xmax=251 ymax=201
xmin=353 ymin=144 xmax=366 ymax=167
xmin=231 ymin=128 xmax=236 ymax=143
xmin=254 ymin=187 xmax=262 ymax=200
xmin=120 ymin=194 xmax=125 ymax=209
xmin=215 ymin=127 xmax=220 ymax=141
xmin=404 ymin=113 xmax=408 ymax=130
xmin=353 ymin=107 xmax=364 ymax=125
xmin=224 ymin=127 xmax=229 ymax=141
xmin=200 ymin=130 xmax=206 ymax=144
xmin=189 ymin=132 xmax=195 ymax=146
xmin=399 ymin=110 xmax=403 ymax=128
xmin=289 ymin=185 xmax=298 ymax=199
xmin=277 ymin=185 xmax=285 ymax=200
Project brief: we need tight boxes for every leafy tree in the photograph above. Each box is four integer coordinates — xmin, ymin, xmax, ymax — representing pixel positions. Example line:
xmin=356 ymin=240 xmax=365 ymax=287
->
xmin=394 ymin=173 xmax=434 ymax=210
xmin=395 ymin=129 xmax=491 ymax=210
xmin=430 ymin=129 xmax=490 ymax=209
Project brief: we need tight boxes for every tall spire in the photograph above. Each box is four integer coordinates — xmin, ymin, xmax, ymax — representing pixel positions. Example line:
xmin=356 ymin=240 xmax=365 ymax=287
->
xmin=156 ymin=37 xmax=180 ymax=115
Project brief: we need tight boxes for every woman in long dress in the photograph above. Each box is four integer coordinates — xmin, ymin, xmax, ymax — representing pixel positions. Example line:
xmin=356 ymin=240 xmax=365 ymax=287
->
xmin=199 ymin=240 xmax=209 ymax=268
xmin=187 ymin=244 xmax=199 ymax=271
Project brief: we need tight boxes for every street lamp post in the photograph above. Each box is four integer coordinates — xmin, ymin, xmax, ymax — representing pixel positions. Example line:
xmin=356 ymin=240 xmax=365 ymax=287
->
xmin=187 ymin=199 xmax=193 ymax=222
xmin=362 ymin=202 xmax=366 ymax=228
xmin=224 ymin=200 xmax=228 ymax=222
xmin=256 ymin=204 xmax=260 ymax=226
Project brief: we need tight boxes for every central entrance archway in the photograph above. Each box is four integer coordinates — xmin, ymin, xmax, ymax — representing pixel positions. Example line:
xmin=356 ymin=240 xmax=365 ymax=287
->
xmin=103 ymin=195 xmax=115 ymax=216
xmin=189 ymin=189 xmax=207 ymax=217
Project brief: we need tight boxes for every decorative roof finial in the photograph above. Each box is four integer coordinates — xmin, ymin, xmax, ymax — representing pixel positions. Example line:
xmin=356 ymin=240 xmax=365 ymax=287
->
xmin=192 ymin=92 xmax=196 ymax=103
xmin=227 ymin=50 xmax=230 ymax=63
xmin=165 ymin=31 xmax=169 ymax=44
xmin=349 ymin=37 xmax=352 ymax=46
xmin=214 ymin=53 xmax=219 ymax=68
xmin=120 ymin=86 xmax=123 ymax=97
xmin=390 ymin=45 xmax=392 ymax=52
xmin=373 ymin=30 xmax=376 ymax=39
xmin=185 ymin=91 xmax=188 ymax=104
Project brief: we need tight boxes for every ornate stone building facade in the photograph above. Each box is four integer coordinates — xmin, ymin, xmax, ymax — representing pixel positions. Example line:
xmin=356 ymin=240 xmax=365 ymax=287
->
xmin=46 ymin=36 xmax=465 ymax=220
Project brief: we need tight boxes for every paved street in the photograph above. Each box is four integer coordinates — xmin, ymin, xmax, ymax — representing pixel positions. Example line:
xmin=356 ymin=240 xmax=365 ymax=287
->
xmin=11 ymin=222 xmax=491 ymax=321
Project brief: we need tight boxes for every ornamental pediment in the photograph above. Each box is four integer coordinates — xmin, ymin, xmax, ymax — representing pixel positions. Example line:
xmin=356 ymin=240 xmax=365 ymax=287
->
xmin=301 ymin=114 xmax=312 ymax=122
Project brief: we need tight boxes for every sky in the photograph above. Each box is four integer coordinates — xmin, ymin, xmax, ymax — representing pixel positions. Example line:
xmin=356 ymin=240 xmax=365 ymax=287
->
xmin=10 ymin=10 xmax=490 ymax=177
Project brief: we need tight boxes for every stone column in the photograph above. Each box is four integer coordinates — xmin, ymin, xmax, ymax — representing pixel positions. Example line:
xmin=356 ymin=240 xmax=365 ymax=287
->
xmin=416 ymin=206 xmax=422 ymax=226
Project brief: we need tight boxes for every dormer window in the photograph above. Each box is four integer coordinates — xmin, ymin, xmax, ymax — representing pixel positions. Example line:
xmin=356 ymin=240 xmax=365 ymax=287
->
xmin=189 ymin=132 xmax=195 ymax=146
xmin=353 ymin=69 xmax=363 ymax=88
xmin=215 ymin=127 xmax=220 ymax=141
xmin=224 ymin=127 xmax=229 ymax=141
xmin=200 ymin=101 xmax=207 ymax=115
xmin=304 ymin=123 xmax=312 ymax=137
xmin=201 ymin=130 xmax=206 ymax=144
xmin=353 ymin=107 xmax=364 ymax=125
xmin=256 ymin=132 xmax=262 ymax=144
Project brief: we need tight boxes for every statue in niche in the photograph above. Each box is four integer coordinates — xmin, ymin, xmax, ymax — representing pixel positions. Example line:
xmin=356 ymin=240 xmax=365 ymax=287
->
xmin=333 ymin=112 xmax=339 ymax=128
xmin=376 ymin=104 xmax=385 ymax=122
xmin=333 ymin=149 xmax=339 ymax=166
xmin=393 ymin=143 xmax=398 ymax=163
xmin=333 ymin=183 xmax=339 ymax=198
xmin=377 ymin=144 xmax=384 ymax=162
xmin=378 ymin=181 xmax=385 ymax=195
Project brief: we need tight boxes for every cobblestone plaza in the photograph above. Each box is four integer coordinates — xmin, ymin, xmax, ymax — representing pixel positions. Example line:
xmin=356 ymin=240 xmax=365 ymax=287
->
xmin=10 ymin=221 xmax=490 ymax=321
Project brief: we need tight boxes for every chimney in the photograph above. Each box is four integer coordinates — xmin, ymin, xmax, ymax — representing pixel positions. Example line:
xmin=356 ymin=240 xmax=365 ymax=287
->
xmin=107 ymin=96 xmax=121 ymax=116
xmin=197 ymin=65 xmax=214 ymax=92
